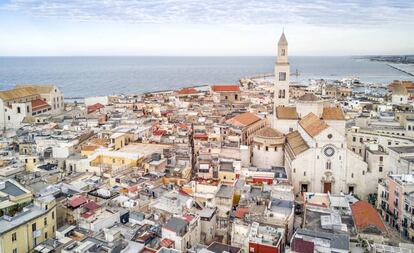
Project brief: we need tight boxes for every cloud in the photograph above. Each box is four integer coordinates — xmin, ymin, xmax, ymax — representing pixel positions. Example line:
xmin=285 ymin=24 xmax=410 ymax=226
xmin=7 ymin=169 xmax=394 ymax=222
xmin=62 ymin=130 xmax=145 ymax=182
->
xmin=1 ymin=0 xmax=413 ymax=27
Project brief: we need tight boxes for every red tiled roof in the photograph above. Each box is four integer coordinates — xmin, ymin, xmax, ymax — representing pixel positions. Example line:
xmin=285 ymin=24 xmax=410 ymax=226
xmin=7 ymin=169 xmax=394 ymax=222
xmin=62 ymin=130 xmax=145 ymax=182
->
xmin=31 ymin=99 xmax=50 ymax=111
xmin=83 ymin=201 xmax=100 ymax=211
xmin=193 ymin=133 xmax=208 ymax=139
xmin=87 ymin=103 xmax=104 ymax=114
xmin=351 ymin=200 xmax=387 ymax=234
xmin=178 ymin=123 xmax=188 ymax=129
xmin=234 ymin=207 xmax=249 ymax=219
xmin=68 ymin=195 xmax=88 ymax=208
xmin=81 ymin=211 xmax=95 ymax=218
xmin=211 ymin=85 xmax=240 ymax=92
xmin=226 ymin=112 xmax=261 ymax=127
xmin=160 ymin=238 xmax=174 ymax=248
xmin=177 ymin=87 xmax=198 ymax=95
xmin=292 ymin=238 xmax=314 ymax=253
xmin=153 ymin=129 xmax=167 ymax=136
xmin=299 ymin=113 xmax=328 ymax=137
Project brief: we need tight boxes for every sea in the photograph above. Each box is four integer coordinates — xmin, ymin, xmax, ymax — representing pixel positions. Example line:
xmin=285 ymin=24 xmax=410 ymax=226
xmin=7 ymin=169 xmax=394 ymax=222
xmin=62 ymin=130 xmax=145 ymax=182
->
xmin=0 ymin=56 xmax=413 ymax=98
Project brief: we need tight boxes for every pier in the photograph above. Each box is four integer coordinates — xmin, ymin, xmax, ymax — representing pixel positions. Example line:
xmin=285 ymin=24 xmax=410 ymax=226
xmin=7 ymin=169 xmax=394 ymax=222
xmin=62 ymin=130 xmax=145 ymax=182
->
xmin=387 ymin=63 xmax=414 ymax=76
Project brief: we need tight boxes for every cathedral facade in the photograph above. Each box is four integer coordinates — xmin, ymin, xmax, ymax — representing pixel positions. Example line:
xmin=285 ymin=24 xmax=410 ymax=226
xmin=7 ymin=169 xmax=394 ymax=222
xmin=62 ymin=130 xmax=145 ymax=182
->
xmin=268 ymin=32 xmax=375 ymax=199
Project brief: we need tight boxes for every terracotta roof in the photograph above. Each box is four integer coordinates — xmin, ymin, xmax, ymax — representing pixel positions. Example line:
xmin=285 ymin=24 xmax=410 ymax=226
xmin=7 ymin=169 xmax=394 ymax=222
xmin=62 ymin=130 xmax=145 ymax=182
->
xmin=298 ymin=93 xmax=319 ymax=102
xmin=87 ymin=103 xmax=104 ymax=113
xmin=31 ymin=99 xmax=50 ymax=111
xmin=255 ymin=127 xmax=283 ymax=138
xmin=393 ymin=83 xmax=408 ymax=95
xmin=226 ymin=112 xmax=261 ymax=127
xmin=83 ymin=201 xmax=100 ymax=211
xmin=177 ymin=87 xmax=198 ymax=95
xmin=68 ymin=195 xmax=88 ymax=208
xmin=211 ymin=85 xmax=240 ymax=92
xmin=276 ymin=106 xmax=299 ymax=119
xmin=351 ymin=201 xmax=387 ymax=234
xmin=286 ymin=131 xmax=309 ymax=156
xmin=299 ymin=113 xmax=328 ymax=137
xmin=82 ymin=145 xmax=98 ymax=152
xmin=322 ymin=107 xmax=345 ymax=120
xmin=292 ymin=238 xmax=314 ymax=253
xmin=0 ymin=87 xmax=38 ymax=101
xmin=15 ymin=84 xmax=55 ymax=94
xmin=81 ymin=211 xmax=95 ymax=218
xmin=389 ymin=80 xmax=414 ymax=91
xmin=234 ymin=207 xmax=249 ymax=219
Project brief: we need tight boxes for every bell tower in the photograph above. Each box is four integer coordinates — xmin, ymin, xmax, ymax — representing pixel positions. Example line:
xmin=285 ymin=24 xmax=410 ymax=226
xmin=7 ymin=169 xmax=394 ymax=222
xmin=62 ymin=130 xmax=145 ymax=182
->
xmin=274 ymin=32 xmax=290 ymax=107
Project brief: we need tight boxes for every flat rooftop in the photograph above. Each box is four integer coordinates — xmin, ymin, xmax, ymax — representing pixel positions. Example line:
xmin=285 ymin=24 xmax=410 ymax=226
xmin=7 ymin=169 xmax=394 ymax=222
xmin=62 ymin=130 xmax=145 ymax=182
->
xmin=389 ymin=146 xmax=414 ymax=154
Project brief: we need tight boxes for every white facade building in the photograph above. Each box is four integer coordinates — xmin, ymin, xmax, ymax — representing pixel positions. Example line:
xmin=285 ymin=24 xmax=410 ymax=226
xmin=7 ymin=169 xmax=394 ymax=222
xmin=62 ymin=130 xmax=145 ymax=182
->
xmin=0 ymin=85 xmax=64 ymax=130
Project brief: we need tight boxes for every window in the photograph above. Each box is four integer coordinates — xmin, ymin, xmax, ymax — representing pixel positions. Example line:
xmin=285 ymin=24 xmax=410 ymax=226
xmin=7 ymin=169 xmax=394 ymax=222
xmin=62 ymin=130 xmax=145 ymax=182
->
xmin=17 ymin=107 xmax=21 ymax=113
xmin=303 ymin=172 xmax=306 ymax=176
xmin=380 ymin=156 xmax=383 ymax=162
xmin=265 ymin=146 xmax=269 ymax=151
xmin=351 ymin=173 xmax=354 ymax=178
xmin=293 ymin=168 xmax=296 ymax=173
xmin=279 ymin=72 xmax=286 ymax=81
xmin=13 ymin=249 xmax=17 ymax=253
xmin=352 ymin=137 xmax=356 ymax=142
xmin=12 ymin=232 xmax=16 ymax=242
xmin=44 ymin=217 xmax=47 ymax=226
xmin=274 ymin=147 xmax=277 ymax=151
xmin=45 ymin=232 xmax=48 ymax=239
xmin=327 ymin=134 xmax=333 ymax=139
xmin=379 ymin=166 xmax=383 ymax=172
xmin=32 ymin=223 xmax=36 ymax=232
xmin=281 ymin=49 xmax=286 ymax=56
xmin=52 ymin=211 xmax=54 ymax=219
xmin=326 ymin=161 xmax=331 ymax=170
xmin=362 ymin=170 xmax=365 ymax=175
xmin=7 ymin=116 xmax=10 ymax=120
xmin=27 ymin=106 xmax=30 ymax=112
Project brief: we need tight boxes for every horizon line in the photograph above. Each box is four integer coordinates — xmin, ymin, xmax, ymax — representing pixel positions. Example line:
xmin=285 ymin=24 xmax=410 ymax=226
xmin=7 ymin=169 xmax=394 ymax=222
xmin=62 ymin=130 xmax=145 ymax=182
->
xmin=0 ymin=54 xmax=412 ymax=58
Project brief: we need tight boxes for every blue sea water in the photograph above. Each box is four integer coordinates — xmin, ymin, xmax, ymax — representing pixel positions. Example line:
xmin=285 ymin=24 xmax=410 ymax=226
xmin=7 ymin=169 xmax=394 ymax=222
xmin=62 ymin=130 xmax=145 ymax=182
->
xmin=0 ymin=56 xmax=413 ymax=98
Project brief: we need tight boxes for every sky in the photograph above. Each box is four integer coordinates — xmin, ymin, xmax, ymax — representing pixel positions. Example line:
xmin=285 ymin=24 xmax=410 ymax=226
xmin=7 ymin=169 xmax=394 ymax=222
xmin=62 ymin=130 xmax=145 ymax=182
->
xmin=0 ymin=0 xmax=413 ymax=56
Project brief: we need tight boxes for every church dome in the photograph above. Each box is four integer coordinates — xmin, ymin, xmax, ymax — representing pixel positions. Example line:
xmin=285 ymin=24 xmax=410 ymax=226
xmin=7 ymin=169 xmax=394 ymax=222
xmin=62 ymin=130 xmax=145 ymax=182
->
xmin=253 ymin=127 xmax=285 ymax=145
xmin=255 ymin=127 xmax=283 ymax=138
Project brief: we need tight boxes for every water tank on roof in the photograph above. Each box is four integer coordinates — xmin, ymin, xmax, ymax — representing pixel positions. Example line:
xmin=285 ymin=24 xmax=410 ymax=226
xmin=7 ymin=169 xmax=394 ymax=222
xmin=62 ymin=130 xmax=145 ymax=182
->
xmin=186 ymin=198 xmax=194 ymax=209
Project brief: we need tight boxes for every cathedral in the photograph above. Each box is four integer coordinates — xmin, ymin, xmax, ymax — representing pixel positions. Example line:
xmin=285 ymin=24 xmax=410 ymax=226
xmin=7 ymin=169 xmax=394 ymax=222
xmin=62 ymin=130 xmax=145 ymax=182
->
xmin=267 ymin=32 xmax=370 ymax=198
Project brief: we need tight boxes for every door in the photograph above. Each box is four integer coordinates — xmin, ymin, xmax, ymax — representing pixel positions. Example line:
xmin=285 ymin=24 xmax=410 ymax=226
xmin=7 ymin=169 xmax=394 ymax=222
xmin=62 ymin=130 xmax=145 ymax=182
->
xmin=301 ymin=184 xmax=308 ymax=192
xmin=323 ymin=182 xmax=332 ymax=193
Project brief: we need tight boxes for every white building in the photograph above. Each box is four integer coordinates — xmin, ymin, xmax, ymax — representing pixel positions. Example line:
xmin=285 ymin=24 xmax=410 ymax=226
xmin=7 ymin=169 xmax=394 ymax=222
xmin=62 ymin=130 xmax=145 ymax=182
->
xmin=251 ymin=127 xmax=285 ymax=168
xmin=391 ymin=83 xmax=409 ymax=105
xmin=161 ymin=216 xmax=201 ymax=252
xmin=0 ymin=85 xmax=64 ymax=130
xmin=268 ymin=32 xmax=376 ymax=199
